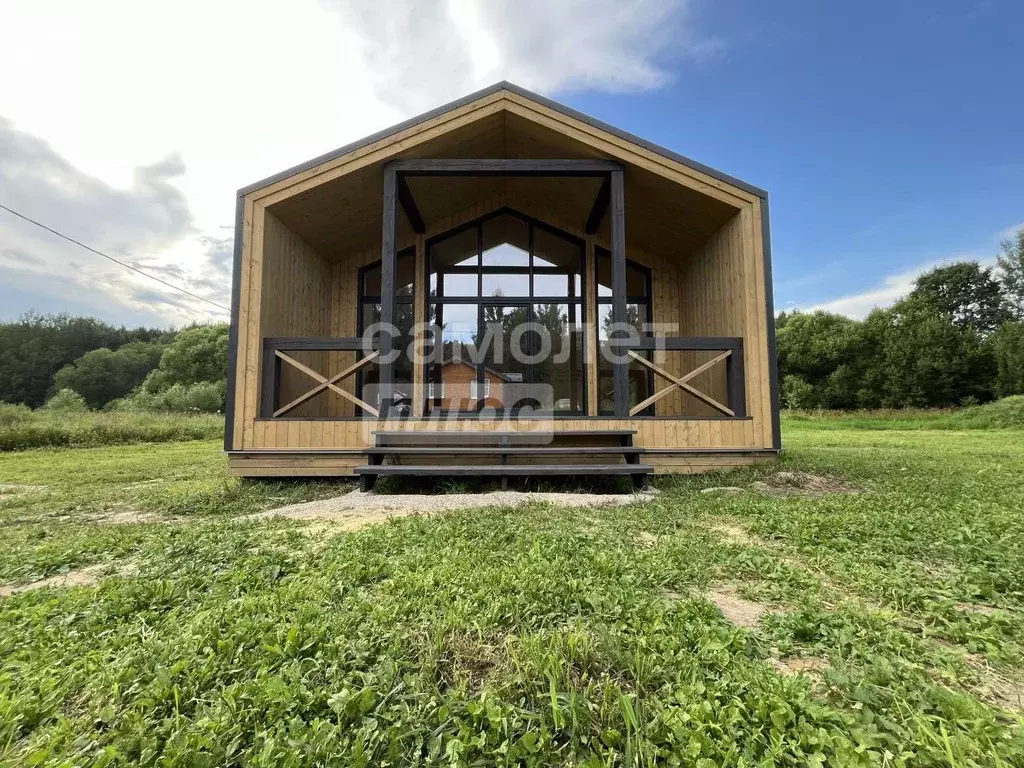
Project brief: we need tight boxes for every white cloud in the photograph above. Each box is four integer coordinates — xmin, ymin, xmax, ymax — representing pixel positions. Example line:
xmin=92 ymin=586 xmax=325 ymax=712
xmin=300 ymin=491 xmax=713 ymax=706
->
xmin=796 ymin=254 xmax=1000 ymax=320
xmin=999 ymin=222 xmax=1024 ymax=241
xmin=1 ymin=0 xmax=698 ymax=326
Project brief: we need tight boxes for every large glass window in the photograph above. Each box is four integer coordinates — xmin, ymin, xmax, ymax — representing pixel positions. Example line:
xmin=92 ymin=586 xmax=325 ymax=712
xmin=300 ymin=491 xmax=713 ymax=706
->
xmin=595 ymin=248 xmax=653 ymax=416
xmin=359 ymin=248 xmax=415 ymax=415
xmin=426 ymin=210 xmax=585 ymax=415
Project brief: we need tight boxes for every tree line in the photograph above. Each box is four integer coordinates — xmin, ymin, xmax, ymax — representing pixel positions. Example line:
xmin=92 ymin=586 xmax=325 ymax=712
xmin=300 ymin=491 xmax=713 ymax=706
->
xmin=0 ymin=313 xmax=228 ymax=413
xmin=777 ymin=228 xmax=1024 ymax=408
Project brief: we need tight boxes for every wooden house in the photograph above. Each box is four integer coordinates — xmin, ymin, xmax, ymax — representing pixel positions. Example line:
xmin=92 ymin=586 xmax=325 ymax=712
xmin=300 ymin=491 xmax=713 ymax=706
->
xmin=225 ymin=82 xmax=780 ymax=486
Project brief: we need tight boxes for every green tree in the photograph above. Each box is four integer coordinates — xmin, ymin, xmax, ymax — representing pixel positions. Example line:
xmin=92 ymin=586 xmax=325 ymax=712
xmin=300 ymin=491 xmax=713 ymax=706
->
xmin=867 ymin=298 xmax=995 ymax=407
xmin=909 ymin=262 xmax=1008 ymax=335
xmin=997 ymin=227 xmax=1024 ymax=321
xmin=142 ymin=324 xmax=229 ymax=393
xmin=775 ymin=311 xmax=872 ymax=408
xmin=990 ymin=321 xmax=1024 ymax=397
xmin=53 ymin=341 xmax=165 ymax=409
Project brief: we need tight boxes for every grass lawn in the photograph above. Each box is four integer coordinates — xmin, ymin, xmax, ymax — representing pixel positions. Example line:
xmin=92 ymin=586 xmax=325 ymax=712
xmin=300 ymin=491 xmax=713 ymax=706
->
xmin=0 ymin=419 xmax=1022 ymax=765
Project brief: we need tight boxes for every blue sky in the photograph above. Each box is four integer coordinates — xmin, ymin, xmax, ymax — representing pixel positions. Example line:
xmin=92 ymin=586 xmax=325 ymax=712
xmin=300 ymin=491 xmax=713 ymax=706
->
xmin=570 ymin=0 xmax=1023 ymax=315
xmin=1 ymin=0 xmax=1020 ymax=326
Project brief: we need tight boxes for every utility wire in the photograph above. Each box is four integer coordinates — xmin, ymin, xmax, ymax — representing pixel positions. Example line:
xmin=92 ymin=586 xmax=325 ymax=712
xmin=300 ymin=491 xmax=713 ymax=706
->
xmin=0 ymin=203 xmax=230 ymax=314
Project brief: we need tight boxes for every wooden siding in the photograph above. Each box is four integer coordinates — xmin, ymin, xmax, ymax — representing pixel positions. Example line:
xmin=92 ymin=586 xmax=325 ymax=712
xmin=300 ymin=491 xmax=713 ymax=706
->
xmin=679 ymin=207 xmax=774 ymax=447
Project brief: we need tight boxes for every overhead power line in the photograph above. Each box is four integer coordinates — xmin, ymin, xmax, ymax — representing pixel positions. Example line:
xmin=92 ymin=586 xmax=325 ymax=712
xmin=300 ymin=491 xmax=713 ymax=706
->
xmin=0 ymin=203 xmax=230 ymax=314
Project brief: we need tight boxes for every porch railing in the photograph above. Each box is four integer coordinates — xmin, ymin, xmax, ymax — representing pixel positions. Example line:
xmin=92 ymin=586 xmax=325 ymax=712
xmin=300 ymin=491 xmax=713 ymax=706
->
xmin=260 ymin=337 xmax=379 ymax=418
xmin=623 ymin=336 xmax=745 ymax=418
xmin=259 ymin=335 xmax=745 ymax=419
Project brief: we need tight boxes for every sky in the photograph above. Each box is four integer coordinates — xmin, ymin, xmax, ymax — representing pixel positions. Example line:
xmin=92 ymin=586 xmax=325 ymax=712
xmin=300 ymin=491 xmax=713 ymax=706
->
xmin=1 ymin=0 xmax=1021 ymax=327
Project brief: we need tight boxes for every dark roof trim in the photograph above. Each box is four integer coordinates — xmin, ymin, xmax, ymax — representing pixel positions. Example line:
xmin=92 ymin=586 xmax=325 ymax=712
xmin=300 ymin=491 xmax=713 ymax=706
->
xmin=237 ymin=81 xmax=767 ymax=200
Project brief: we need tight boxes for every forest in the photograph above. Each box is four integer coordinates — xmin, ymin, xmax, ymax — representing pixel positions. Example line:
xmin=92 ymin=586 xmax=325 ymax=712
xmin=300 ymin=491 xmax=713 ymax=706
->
xmin=1 ymin=227 xmax=1022 ymax=415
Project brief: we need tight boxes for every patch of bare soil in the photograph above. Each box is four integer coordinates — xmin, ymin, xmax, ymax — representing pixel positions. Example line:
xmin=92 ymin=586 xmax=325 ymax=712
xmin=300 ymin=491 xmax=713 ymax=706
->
xmin=984 ymin=674 xmax=1024 ymax=712
xmin=955 ymin=602 xmax=1001 ymax=616
xmin=711 ymin=521 xmax=767 ymax=548
xmin=635 ymin=531 xmax=659 ymax=549
xmin=770 ymin=655 xmax=829 ymax=678
xmin=433 ymin=631 xmax=513 ymax=694
xmin=706 ymin=584 xmax=771 ymax=628
xmin=956 ymin=653 xmax=1024 ymax=712
xmin=92 ymin=509 xmax=166 ymax=525
xmin=700 ymin=486 xmax=746 ymax=496
xmin=0 ymin=560 xmax=135 ymax=598
xmin=251 ymin=487 xmax=653 ymax=532
xmin=750 ymin=471 xmax=861 ymax=497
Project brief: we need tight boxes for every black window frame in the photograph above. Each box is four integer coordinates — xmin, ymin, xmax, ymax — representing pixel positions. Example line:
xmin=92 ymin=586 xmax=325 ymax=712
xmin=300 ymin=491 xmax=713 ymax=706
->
xmin=357 ymin=246 xmax=416 ymax=416
xmin=595 ymin=247 xmax=654 ymax=416
xmin=425 ymin=208 xmax=588 ymax=417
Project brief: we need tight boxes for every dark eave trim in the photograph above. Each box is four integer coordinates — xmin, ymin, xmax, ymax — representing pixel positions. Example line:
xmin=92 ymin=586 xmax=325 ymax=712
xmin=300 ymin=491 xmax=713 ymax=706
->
xmin=760 ymin=196 xmax=782 ymax=450
xmin=223 ymin=194 xmax=244 ymax=451
xmin=235 ymin=81 xmax=767 ymax=199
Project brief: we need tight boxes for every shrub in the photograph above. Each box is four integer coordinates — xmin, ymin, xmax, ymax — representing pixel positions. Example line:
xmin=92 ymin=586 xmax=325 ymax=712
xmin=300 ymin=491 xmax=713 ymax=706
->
xmin=42 ymin=389 xmax=88 ymax=412
xmin=112 ymin=380 xmax=225 ymax=413
xmin=0 ymin=402 xmax=33 ymax=428
xmin=945 ymin=395 xmax=1024 ymax=429
xmin=781 ymin=374 xmax=815 ymax=410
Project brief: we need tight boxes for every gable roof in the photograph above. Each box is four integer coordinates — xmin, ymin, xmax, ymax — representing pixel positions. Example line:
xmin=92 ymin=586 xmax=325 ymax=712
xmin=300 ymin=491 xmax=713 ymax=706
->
xmin=238 ymin=81 xmax=766 ymax=200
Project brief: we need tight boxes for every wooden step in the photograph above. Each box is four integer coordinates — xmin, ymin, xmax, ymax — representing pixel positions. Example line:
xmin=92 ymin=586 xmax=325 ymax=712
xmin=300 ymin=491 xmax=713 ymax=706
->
xmin=373 ymin=429 xmax=636 ymax=446
xmin=364 ymin=446 xmax=643 ymax=456
xmin=356 ymin=462 xmax=651 ymax=491
xmin=357 ymin=464 xmax=651 ymax=477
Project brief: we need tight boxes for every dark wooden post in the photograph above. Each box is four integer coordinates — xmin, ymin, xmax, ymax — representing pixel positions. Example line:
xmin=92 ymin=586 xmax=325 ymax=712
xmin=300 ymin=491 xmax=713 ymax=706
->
xmin=260 ymin=342 xmax=279 ymax=418
xmin=609 ymin=169 xmax=629 ymax=418
xmin=726 ymin=343 xmax=747 ymax=418
xmin=379 ymin=165 xmax=398 ymax=417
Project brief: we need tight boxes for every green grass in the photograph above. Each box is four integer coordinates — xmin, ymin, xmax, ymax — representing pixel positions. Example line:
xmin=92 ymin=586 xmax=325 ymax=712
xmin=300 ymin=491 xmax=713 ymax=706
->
xmin=783 ymin=394 xmax=1024 ymax=431
xmin=0 ymin=409 xmax=224 ymax=451
xmin=1 ymin=422 xmax=1023 ymax=765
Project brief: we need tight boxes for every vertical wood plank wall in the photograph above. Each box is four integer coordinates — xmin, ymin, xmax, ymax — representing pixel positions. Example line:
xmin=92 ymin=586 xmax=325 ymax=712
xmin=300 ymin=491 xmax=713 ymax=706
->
xmin=234 ymin=194 xmax=773 ymax=453
xmin=261 ymin=212 xmax=334 ymax=420
xmin=679 ymin=207 xmax=773 ymax=448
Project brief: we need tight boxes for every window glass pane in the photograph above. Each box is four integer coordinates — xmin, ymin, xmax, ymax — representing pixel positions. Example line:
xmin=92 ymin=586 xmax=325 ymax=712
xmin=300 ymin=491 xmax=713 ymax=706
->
xmin=595 ymin=250 xmax=649 ymax=297
xmin=626 ymin=262 xmax=647 ymax=295
xmin=532 ymin=303 xmax=584 ymax=413
xmin=482 ymin=214 xmax=529 ymax=266
xmin=532 ymin=272 xmax=569 ymax=297
xmin=362 ymin=264 xmax=381 ymax=296
xmin=397 ymin=250 xmax=415 ymax=296
xmin=596 ymin=252 xmax=611 ymax=297
xmin=597 ymin=352 xmax=652 ymax=416
xmin=361 ymin=302 xmax=380 ymax=331
xmin=597 ymin=302 xmax=648 ymax=340
xmin=482 ymin=271 xmax=529 ymax=298
xmin=431 ymin=226 xmax=478 ymax=269
xmin=360 ymin=251 xmax=414 ymax=297
xmin=426 ymin=303 xmax=478 ymax=413
xmin=534 ymin=226 xmax=581 ymax=273
xmin=440 ymin=271 xmax=478 ymax=297
xmin=477 ymin=304 xmax=531 ymax=411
